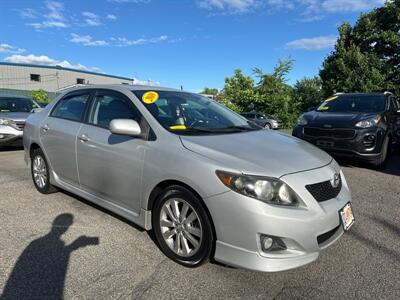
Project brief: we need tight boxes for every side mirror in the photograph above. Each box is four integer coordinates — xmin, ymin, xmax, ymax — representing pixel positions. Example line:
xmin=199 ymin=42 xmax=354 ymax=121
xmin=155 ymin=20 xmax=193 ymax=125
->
xmin=31 ymin=108 xmax=42 ymax=113
xmin=110 ymin=119 xmax=141 ymax=137
xmin=308 ymin=107 xmax=316 ymax=112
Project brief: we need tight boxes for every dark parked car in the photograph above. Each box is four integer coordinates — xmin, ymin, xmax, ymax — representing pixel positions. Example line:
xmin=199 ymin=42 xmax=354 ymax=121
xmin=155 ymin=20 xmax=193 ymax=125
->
xmin=293 ymin=92 xmax=400 ymax=168
xmin=241 ymin=112 xmax=283 ymax=129
xmin=0 ymin=95 xmax=41 ymax=147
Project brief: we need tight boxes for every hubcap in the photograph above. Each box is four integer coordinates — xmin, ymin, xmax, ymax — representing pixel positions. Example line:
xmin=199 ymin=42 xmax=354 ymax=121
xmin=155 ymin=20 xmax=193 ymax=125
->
xmin=33 ymin=155 xmax=47 ymax=189
xmin=160 ymin=198 xmax=203 ymax=257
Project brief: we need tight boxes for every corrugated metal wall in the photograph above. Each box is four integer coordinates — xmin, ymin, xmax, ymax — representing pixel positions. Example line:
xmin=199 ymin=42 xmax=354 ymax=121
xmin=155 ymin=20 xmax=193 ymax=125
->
xmin=0 ymin=64 xmax=133 ymax=93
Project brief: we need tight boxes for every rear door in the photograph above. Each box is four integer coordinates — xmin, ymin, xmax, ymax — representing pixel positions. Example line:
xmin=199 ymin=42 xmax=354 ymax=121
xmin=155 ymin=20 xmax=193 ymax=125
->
xmin=76 ymin=89 xmax=146 ymax=213
xmin=40 ymin=91 xmax=92 ymax=185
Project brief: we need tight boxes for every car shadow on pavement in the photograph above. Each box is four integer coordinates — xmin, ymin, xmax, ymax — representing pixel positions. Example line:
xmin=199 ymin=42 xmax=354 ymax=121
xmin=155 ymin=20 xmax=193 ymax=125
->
xmin=0 ymin=146 xmax=24 ymax=152
xmin=1 ymin=213 xmax=99 ymax=300
xmin=334 ymin=153 xmax=400 ymax=176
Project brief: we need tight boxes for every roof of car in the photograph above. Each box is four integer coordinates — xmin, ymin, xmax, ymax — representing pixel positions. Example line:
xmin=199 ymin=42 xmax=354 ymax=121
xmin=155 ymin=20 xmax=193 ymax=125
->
xmin=0 ymin=95 xmax=33 ymax=99
xmin=60 ymin=84 xmax=182 ymax=94
xmin=334 ymin=92 xmax=391 ymax=97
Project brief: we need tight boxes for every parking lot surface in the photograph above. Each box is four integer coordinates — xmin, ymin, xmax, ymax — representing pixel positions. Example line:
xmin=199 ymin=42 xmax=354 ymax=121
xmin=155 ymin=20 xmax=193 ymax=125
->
xmin=0 ymin=148 xmax=399 ymax=299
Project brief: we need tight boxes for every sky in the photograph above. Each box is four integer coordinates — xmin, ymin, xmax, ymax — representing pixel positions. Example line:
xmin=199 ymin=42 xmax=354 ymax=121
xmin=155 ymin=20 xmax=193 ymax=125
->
xmin=0 ymin=0 xmax=386 ymax=92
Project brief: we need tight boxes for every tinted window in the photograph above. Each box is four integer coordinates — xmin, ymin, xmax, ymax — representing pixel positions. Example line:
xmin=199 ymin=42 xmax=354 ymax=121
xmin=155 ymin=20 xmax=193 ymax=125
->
xmin=51 ymin=94 xmax=89 ymax=122
xmin=317 ymin=95 xmax=386 ymax=113
xmin=88 ymin=92 xmax=140 ymax=129
xmin=0 ymin=97 xmax=38 ymax=113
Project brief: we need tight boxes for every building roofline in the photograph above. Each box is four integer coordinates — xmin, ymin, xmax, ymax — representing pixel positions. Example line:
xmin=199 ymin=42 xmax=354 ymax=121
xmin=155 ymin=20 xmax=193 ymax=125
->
xmin=0 ymin=62 xmax=133 ymax=81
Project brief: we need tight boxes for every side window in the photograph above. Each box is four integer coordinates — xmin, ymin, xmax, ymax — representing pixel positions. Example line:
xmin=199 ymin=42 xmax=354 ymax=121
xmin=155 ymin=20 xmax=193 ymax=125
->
xmin=88 ymin=92 xmax=140 ymax=129
xmin=51 ymin=93 xmax=90 ymax=122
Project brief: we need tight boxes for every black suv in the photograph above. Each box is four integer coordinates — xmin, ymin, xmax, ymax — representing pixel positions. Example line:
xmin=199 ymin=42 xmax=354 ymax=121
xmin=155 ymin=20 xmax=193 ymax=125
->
xmin=293 ymin=92 xmax=400 ymax=168
xmin=241 ymin=112 xmax=283 ymax=129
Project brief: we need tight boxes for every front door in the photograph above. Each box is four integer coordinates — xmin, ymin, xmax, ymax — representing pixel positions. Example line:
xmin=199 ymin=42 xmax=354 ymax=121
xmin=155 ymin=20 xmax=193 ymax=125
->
xmin=76 ymin=90 xmax=146 ymax=214
xmin=40 ymin=92 xmax=91 ymax=185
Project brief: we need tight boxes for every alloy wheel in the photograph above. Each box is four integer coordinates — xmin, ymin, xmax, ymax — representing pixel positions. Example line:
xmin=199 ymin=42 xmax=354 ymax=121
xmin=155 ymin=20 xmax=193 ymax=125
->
xmin=159 ymin=198 xmax=203 ymax=257
xmin=33 ymin=155 xmax=47 ymax=189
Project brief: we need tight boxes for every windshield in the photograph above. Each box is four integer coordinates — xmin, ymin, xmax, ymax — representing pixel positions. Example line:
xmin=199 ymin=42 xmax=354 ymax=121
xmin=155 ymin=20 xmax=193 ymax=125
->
xmin=317 ymin=95 xmax=386 ymax=113
xmin=0 ymin=97 xmax=38 ymax=113
xmin=132 ymin=90 xmax=261 ymax=134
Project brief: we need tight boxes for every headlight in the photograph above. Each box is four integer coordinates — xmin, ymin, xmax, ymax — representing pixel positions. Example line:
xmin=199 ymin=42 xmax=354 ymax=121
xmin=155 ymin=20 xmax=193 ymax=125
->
xmin=355 ymin=116 xmax=381 ymax=128
xmin=216 ymin=171 xmax=300 ymax=206
xmin=297 ymin=116 xmax=308 ymax=126
xmin=0 ymin=118 xmax=17 ymax=128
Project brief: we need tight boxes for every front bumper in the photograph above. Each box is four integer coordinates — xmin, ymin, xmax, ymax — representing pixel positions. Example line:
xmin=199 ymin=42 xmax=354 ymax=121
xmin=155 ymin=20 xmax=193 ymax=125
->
xmin=0 ymin=125 xmax=23 ymax=147
xmin=292 ymin=126 xmax=386 ymax=160
xmin=205 ymin=161 xmax=352 ymax=272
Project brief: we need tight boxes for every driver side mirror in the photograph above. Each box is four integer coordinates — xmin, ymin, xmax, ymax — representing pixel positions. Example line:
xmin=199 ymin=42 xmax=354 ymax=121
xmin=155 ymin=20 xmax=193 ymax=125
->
xmin=110 ymin=119 xmax=141 ymax=137
xmin=31 ymin=108 xmax=42 ymax=113
xmin=308 ymin=107 xmax=316 ymax=112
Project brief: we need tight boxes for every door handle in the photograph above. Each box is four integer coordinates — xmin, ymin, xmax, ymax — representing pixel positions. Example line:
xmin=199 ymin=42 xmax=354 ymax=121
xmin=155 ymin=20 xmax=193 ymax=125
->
xmin=78 ymin=134 xmax=89 ymax=142
xmin=41 ymin=124 xmax=50 ymax=132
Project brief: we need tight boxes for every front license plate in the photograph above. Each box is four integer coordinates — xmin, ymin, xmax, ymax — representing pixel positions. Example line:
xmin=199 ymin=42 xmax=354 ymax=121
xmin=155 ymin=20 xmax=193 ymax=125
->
xmin=317 ymin=140 xmax=334 ymax=147
xmin=340 ymin=203 xmax=355 ymax=231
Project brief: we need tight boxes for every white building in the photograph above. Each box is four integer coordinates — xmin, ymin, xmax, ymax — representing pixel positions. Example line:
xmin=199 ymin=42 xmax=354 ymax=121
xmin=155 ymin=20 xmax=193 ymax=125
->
xmin=0 ymin=62 xmax=134 ymax=93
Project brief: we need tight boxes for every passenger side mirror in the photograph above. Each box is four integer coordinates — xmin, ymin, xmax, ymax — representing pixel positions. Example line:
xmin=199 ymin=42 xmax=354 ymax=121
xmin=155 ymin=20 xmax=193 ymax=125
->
xmin=31 ymin=108 xmax=42 ymax=113
xmin=308 ymin=107 xmax=316 ymax=112
xmin=110 ymin=119 xmax=141 ymax=137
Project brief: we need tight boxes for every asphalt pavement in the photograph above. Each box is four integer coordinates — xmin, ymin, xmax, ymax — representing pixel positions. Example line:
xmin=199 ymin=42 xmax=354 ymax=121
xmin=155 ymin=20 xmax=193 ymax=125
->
xmin=0 ymin=147 xmax=399 ymax=299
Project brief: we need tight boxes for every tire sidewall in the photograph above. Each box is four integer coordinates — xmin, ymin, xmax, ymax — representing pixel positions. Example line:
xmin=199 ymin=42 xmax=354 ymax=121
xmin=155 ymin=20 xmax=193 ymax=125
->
xmin=152 ymin=186 xmax=214 ymax=267
xmin=31 ymin=149 xmax=52 ymax=193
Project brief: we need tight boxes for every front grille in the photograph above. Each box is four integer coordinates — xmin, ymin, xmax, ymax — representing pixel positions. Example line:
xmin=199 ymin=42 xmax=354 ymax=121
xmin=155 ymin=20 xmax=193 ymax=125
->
xmin=304 ymin=127 xmax=355 ymax=139
xmin=15 ymin=122 xmax=25 ymax=131
xmin=317 ymin=225 xmax=341 ymax=245
xmin=306 ymin=175 xmax=342 ymax=202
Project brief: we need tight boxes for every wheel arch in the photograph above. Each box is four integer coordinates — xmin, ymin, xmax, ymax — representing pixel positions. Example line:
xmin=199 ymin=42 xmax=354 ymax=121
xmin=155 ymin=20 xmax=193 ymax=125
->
xmin=146 ymin=179 xmax=217 ymax=241
xmin=29 ymin=142 xmax=41 ymax=158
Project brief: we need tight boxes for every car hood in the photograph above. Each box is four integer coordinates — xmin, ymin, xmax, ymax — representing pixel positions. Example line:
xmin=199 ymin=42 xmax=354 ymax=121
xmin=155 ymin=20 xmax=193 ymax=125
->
xmin=303 ymin=111 xmax=378 ymax=128
xmin=180 ymin=130 xmax=332 ymax=178
xmin=0 ymin=112 xmax=30 ymax=122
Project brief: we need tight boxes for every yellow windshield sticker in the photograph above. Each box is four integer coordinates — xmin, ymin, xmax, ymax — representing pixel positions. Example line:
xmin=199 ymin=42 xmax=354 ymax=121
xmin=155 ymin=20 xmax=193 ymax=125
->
xmin=142 ymin=91 xmax=159 ymax=104
xmin=169 ymin=125 xmax=187 ymax=130
xmin=320 ymin=106 xmax=329 ymax=111
xmin=325 ymin=96 xmax=338 ymax=102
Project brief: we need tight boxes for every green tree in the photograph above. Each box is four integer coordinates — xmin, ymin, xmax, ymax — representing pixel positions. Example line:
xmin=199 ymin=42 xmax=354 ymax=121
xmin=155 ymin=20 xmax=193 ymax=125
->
xmin=320 ymin=1 xmax=400 ymax=96
xmin=253 ymin=59 xmax=298 ymax=127
xmin=293 ymin=76 xmax=324 ymax=112
xmin=201 ymin=87 xmax=219 ymax=96
xmin=221 ymin=69 xmax=259 ymax=111
xmin=29 ymin=89 xmax=50 ymax=103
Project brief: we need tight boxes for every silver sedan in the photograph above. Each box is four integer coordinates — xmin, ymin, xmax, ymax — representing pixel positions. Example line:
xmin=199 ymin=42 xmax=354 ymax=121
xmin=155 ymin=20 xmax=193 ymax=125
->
xmin=23 ymin=85 xmax=354 ymax=272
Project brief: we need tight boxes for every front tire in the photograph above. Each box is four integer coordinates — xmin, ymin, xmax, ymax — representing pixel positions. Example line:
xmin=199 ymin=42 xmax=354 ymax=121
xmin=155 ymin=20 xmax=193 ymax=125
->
xmin=31 ymin=148 xmax=58 ymax=194
xmin=371 ymin=136 xmax=389 ymax=169
xmin=152 ymin=185 xmax=214 ymax=267
xmin=265 ymin=123 xmax=272 ymax=129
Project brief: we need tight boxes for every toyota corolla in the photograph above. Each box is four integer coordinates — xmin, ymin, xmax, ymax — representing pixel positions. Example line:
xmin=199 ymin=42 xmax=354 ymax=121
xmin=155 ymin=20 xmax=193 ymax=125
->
xmin=23 ymin=85 xmax=354 ymax=272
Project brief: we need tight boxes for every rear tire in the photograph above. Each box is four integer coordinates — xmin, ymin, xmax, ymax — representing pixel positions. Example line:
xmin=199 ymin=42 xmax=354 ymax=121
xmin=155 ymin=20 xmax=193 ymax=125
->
xmin=265 ymin=123 xmax=272 ymax=129
xmin=152 ymin=185 xmax=214 ymax=267
xmin=371 ymin=136 xmax=389 ymax=170
xmin=31 ymin=148 xmax=58 ymax=194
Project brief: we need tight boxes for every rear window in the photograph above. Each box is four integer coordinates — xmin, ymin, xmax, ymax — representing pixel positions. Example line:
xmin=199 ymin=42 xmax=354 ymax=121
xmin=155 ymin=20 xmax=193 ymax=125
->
xmin=317 ymin=95 xmax=386 ymax=113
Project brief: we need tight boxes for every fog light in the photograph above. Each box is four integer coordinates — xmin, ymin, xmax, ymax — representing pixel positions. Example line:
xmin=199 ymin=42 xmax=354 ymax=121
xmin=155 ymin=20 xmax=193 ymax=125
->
xmin=260 ymin=235 xmax=287 ymax=252
xmin=367 ymin=135 xmax=375 ymax=141
xmin=0 ymin=134 xmax=5 ymax=139
xmin=261 ymin=236 xmax=274 ymax=251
